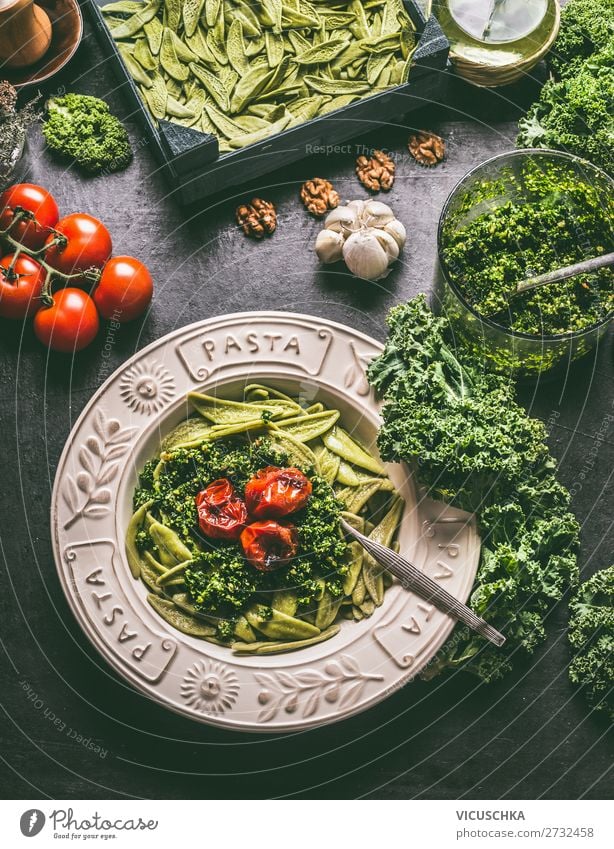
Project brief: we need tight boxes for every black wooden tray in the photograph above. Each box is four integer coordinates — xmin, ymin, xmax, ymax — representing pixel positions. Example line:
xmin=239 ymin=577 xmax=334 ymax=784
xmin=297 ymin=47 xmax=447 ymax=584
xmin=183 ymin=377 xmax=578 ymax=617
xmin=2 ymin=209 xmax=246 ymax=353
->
xmin=86 ymin=1 xmax=450 ymax=204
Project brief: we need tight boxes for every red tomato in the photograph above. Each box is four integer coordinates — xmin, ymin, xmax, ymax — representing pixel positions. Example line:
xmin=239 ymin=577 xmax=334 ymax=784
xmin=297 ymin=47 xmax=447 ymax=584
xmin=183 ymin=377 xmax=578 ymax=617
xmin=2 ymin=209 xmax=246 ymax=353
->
xmin=245 ymin=466 xmax=312 ymax=519
xmin=93 ymin=256 xmax=153 ymax=322
xmin=0 ymin=183 xmax=59 ymax=249
xmin=44 ymin=213 xmax=112 ymax=275
xmin=33 ymin=288 xmax=100 ymax=352
xmin=240 ymin=520 xmax=298 ymax=571
xmin=0 ymin=253 xmax=45 ymax=319
xmin=196 ymin=478 xmax=248 ymax=541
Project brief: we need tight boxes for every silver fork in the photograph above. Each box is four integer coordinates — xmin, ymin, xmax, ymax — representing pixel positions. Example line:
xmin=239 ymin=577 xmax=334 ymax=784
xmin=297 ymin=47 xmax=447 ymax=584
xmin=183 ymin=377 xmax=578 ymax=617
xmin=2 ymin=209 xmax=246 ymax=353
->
xmin=340 ymin=517 xmax=506 ymax=648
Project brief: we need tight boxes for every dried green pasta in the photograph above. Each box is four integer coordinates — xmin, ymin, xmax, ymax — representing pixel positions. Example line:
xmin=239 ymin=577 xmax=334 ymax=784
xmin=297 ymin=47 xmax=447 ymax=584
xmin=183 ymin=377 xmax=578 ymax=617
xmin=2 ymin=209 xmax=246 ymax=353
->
xmin=101 ymin=0 xmax=416 ymax=148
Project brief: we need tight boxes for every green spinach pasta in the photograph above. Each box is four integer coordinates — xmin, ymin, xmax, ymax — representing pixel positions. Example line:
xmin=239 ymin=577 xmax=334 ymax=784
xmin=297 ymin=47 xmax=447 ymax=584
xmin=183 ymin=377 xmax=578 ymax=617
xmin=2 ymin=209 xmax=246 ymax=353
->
xmin=127 ymin=384 xmax=402 ymax=654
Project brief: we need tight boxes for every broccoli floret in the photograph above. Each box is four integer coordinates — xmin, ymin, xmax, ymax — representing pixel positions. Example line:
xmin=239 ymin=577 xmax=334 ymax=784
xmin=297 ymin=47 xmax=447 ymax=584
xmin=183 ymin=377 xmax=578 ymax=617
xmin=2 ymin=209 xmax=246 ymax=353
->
xmin=517 ymin=45 xmax=614 ymax=175
xmin=547 ymin=0 xmax=614 ymax=80
xmin=43 ymin=93 xmax=132 ymax=175
xmin=568 ymin=565 xmax=614 ymax=720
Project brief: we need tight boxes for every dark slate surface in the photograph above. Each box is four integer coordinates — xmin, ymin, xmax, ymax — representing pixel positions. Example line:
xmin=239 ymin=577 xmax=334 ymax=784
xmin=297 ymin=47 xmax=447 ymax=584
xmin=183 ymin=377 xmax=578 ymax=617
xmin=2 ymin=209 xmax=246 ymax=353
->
xmin=0 ymin=18 xmax=612 ymax=800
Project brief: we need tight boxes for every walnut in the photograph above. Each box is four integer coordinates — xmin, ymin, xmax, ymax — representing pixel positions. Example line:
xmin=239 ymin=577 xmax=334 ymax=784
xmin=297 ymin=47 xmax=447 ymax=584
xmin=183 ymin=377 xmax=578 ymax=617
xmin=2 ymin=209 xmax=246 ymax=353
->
xmin=300 ymin=178 xmax=340 ymax=217
xmin=236 ymin=198 xmax=277 ymax=239
xmin=355 ymin=150 xmax=395 ymax=192
xmin=407 ymin=130 xmax=445 ymax=166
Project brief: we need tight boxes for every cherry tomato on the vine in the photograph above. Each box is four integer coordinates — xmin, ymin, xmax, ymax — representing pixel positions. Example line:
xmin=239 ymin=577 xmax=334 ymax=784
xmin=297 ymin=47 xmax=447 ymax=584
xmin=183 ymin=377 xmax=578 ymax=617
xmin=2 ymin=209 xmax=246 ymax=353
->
xmin=93 ymin=255 xmax=153 ymax=322
xmin=240 ymin=520 xmax=298 ymax=571
xmin=44 ymin=213 xmax=112 ymax=275
xmin=33 ymin=288 xmax=100 ymax=353
xmin=245 ymin=466 xmax=312 ymax=519
xmin=0 ymin=254 xmax=45 ymax=319
xmin=0 ymin=183 xmax=59 ymax=250
xmin=196 ymin=478 xmax=248 ymax=541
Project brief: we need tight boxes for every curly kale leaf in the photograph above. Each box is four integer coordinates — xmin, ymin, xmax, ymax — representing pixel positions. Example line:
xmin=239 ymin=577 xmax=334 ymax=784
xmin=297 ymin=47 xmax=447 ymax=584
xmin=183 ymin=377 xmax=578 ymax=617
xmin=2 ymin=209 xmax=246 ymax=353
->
xmin=369 ymin=295 xmax=580 ymax=683
xmin=547 ymin=0 xmax=614 ymax=80
xmin=43 ymin=93 xmax=132 ymax=175
xmin=369 ymin=296 xmax=550 ymax=514
xmin=568 ymin=565 xmax=614 ymax=720
xmin=517 ymin=46 xmax=614 ymax=175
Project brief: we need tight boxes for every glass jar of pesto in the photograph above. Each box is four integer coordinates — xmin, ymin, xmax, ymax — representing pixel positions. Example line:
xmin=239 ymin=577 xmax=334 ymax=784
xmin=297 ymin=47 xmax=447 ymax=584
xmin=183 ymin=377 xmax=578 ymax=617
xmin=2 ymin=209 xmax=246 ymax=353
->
xmin=433 ymin=149 xmax=614 ymax=378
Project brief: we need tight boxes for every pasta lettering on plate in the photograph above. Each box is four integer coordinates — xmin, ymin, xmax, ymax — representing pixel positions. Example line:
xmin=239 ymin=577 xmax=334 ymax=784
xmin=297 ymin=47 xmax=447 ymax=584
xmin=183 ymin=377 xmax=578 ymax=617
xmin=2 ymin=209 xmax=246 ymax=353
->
xmin=204 ymin=331 xmax=302 ymax=361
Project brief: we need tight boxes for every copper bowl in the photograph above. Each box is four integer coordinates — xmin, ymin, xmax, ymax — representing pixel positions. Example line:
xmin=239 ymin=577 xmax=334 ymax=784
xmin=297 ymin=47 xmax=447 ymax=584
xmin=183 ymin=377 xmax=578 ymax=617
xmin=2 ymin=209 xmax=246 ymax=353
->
xmin=1 ymin=0 xmax=83 ymax=89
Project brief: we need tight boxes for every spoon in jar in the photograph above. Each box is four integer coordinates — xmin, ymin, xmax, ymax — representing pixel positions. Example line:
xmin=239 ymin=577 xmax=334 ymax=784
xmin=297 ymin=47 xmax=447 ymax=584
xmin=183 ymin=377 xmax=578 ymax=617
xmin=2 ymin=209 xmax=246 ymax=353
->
xmin=485 ymin=251 xmax=614 ymax=317
xmin=339 ymin=517 xmax=506 ymax=647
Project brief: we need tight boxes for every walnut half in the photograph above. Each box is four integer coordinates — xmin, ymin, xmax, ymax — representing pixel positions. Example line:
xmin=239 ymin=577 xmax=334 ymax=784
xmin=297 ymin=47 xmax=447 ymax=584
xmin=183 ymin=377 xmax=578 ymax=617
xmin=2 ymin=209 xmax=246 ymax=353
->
xmin=236 ymin=198 xmax=277 ymax=239
xmin=300 ymin=178 xmax=340 ymax=217
xmin=407 ymin=130 xmax=445 ymax=167
xmin=355 ymin=150 xmax=395 ymax=192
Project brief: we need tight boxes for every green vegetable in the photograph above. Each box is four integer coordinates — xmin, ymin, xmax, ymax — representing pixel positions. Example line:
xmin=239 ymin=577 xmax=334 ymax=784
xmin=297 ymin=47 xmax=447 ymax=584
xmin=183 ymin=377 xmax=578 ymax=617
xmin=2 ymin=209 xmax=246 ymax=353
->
xmin=547 ymin=0 xmax=614 ymax=80
xmin=568 ymin=565 xmax=614 ymax=720
xmin=42 ymin=94 xmax=132 ymax=175
xmin=368 ymin=295 xmax=580 ymax=683
xmin=441 ymin=157 xmax=614 ymax=335
xmin=517 ymin=47 xmax=614 ymax=176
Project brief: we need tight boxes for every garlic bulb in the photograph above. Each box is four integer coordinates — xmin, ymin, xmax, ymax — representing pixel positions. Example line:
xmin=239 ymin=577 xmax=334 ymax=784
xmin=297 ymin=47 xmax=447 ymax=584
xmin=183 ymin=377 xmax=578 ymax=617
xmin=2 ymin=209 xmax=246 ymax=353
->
xmin=346 ymin=199 xmax=365 ymax=218
xmin=362 ymin=200 xmax=395 ymax=229
xmin=315 ymin=228 xmax=345 ymax=264
xmin=373 ymin=228 xmax=400 ymax=262
xmin=324 ymin=205 xmax=359 ymax=237
xmin=342 ymin=230 xmax=392 ymax=281
xmin=382 ymin=218 xmax=406 ymax=250
xmin=315 ymin=198 xmax=406 ymax=281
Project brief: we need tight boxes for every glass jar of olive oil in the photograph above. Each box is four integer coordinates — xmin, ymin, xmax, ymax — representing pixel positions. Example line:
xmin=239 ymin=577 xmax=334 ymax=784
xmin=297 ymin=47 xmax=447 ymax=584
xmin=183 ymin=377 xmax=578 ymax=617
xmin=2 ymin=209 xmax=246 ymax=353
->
xmin=435 ymin=0 xmax=560 ymax=86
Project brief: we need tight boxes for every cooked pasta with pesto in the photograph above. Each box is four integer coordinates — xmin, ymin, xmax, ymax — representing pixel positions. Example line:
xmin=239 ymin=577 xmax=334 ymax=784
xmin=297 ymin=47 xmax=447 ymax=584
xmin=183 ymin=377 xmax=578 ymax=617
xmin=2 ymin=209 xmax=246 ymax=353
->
xmin=127 ymin=384 xmax=402 ymax=654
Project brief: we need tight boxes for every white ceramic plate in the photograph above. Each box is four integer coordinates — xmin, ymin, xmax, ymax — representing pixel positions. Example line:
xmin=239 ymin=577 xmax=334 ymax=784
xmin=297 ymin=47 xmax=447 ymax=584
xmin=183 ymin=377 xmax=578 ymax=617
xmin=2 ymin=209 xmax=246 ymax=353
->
xmin=51 ymin=312 xmax=480 ymax=732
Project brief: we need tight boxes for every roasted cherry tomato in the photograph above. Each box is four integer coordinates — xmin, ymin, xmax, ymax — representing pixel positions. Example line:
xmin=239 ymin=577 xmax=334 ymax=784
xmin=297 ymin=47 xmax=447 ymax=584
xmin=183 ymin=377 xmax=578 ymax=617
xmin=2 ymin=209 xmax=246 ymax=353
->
xmin=0 ymin=253 xmax=45 ymax=319
xmin=0 ymin=183 xmax=59 ymax=250
xmin=44 ymin=213 xmax=112 ymax=275
xmin=245 ymin=466 xmax=312 ymax=519
xmin=240 ymin=520 xmax=298 ymax=571
xmin=196 ymin=478 xmax=248 ymax=541
xmin=33 ymin=288 xmax=100 ymax=353
xmin=93 ymin=255 xmax=153 ymax=322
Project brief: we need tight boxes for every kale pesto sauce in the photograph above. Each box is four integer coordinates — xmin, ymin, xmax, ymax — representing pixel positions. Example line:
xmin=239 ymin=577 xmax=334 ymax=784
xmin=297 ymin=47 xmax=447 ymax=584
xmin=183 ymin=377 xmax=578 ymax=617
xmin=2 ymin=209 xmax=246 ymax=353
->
xmin=442 ymin=159 xmax=613 ymax=335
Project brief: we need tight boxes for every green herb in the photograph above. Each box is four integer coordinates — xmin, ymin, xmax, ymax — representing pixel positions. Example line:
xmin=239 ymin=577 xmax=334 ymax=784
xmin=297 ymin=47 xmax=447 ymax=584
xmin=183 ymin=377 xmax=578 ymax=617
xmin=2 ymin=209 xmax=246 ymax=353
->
xmin=568 ymin=565 xmax=614 ymax=721
xmin=42 ymin=93 xmax=132 ymax=175
xmin=547 ymin=0 xmax=614 ymax=80
xmin=368 ymin=295 xmax=580 ymax=683
xmin=441 ymin=158 xmax=614 ymax=335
